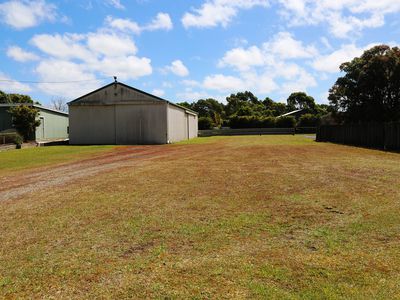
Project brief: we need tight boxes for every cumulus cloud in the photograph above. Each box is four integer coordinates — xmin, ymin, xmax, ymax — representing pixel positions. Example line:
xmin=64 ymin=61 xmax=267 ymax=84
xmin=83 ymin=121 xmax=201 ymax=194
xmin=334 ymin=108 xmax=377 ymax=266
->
xmin=182 ymin=0 xmax=269 ymax=28
xmin=311 ymin=43 xmax=380 ymax=73
xmin=7 ymin=46 xmax=39 ymax=62
xmin=106 ymin=13 xmax=173 ymax=34
xmin=277 ymin=0 xmax=400 ymax=38
xmin=203 ymin=31 xmax=317 ymax=96
xmin=164 ymin=60 xmax=189 ymax=77
xmin=0 ymin=0 xmax=57 ymax=29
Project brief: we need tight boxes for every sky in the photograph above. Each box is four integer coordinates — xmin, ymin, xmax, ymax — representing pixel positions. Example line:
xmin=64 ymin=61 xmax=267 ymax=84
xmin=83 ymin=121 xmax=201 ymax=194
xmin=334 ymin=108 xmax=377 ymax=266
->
xmin=0 ymin=0 xmax=399 ymax=106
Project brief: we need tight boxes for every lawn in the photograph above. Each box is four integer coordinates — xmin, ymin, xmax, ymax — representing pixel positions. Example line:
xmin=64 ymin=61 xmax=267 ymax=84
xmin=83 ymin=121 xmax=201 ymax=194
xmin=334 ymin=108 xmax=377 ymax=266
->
xmin=0 ymin=145 xmax=115 ymax=176
xmin=1 ymin=135 xmax=400 ymax=299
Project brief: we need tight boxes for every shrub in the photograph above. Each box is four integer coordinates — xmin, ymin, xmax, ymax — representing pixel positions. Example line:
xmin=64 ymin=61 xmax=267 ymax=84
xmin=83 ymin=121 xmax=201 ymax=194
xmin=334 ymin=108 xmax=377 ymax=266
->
xmin=297 ymin=114 xmax=320 ymax=127
xmin=198 ymin=116 xmax=213 ymax=130
xmin=260 ymin=116 xmax=276 ymax=128
xmin=276 ymin=116 xmax=296 ymax=128
xmin=13 ymin=134 xmax=23 ymax=146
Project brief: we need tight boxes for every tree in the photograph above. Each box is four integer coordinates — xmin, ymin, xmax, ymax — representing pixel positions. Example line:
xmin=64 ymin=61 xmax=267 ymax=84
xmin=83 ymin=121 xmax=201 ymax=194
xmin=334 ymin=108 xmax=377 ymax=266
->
xmin=50 ymin=97 xmax=68 ymax=112
xmin=329 ymin=45 xmax=400 ymax=123
xmin=198 ymin=116 xmax=213 ymax=130
xmin=191 ymin=98 xmax=225 ymax=128
xmin=8 ymin=105 xmax=41 ymax=141
xmin=0 ymin=91 xmax=10 ymax=103
xmin=225 ymin=91 xmax=260 ymax=116
xmin=8 ymin=93 xmax=34 ymax=104
xmin=287 ymin=92 xmax=317 ymax=113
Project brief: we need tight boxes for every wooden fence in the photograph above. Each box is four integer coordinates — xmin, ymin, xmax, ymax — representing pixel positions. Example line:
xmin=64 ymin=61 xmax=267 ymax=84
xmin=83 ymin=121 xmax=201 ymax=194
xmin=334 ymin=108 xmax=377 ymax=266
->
xmin=316 ymin=122 xmax=400 ymax=150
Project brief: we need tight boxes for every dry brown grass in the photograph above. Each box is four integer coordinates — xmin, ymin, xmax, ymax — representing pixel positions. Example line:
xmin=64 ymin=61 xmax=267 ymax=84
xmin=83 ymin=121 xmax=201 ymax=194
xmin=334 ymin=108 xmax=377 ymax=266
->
xmin=1 ymin=135 xmax=400 ymax=299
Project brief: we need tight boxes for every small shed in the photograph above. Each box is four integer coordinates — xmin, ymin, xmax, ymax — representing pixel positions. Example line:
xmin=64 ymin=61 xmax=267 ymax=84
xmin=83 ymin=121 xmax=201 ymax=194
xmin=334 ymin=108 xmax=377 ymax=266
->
xmin=0 ymin=103 xmax=69 ymax=141
xmin=68 ymin=81 xmax=198 ymax=145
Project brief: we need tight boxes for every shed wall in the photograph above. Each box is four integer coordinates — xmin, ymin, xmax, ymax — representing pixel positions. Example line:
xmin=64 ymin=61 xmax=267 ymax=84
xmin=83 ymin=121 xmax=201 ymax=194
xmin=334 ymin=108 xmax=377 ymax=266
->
xmin=35 ymin=109 xmax=69 ymax=141
xmin=188 ymin=114 xmax=198 ymax=139
xmin=167 ymin=105 xmax=188 ymax=143
xmin=69 ymin=106 xmax=116 ymax=144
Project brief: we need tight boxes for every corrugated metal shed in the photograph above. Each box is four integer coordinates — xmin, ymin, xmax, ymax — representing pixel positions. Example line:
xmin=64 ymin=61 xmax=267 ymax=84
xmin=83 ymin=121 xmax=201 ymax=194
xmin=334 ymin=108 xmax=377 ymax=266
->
xmin=68 ymin=81 xmax=198 ymax=145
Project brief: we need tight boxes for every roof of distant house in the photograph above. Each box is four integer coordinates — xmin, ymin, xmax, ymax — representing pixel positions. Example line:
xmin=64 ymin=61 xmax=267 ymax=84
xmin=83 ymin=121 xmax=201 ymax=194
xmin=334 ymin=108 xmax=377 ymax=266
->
xmin=0 ymin=103 xmax=68 ymax=116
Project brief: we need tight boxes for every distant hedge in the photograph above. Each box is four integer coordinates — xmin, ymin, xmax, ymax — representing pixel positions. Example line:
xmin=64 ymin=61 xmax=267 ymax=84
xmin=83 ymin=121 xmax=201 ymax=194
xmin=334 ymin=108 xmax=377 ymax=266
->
xmin=229 ymin=115 xmax=296 ymax=129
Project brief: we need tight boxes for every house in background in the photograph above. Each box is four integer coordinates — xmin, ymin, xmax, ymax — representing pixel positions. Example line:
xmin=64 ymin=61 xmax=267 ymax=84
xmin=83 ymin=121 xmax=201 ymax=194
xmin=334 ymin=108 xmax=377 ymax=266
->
xmin=0 ymin=104 xmax=69 ymax=141
xmin=68 ymin=81 xmax=198 ymax=145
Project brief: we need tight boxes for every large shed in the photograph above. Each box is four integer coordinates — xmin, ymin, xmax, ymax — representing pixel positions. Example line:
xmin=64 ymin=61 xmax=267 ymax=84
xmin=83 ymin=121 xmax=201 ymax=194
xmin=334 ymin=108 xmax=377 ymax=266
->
xmin=68 ymin=81 xmax=198 ymax=145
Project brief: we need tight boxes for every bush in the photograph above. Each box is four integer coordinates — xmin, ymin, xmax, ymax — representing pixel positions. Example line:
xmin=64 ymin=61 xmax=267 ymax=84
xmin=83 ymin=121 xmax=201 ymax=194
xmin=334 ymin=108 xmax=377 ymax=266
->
xmin=198 ymin=116 xmax=213 ymax=130
xmin=297 ymin=114 xmax=320 ymax=127
xmin=276 ymin=116 xmax=296 ymax=128
xmin=260 ymin=116 xmax=276 ymax=128
xmin=13 ymin=134 xmax=23 ymax=146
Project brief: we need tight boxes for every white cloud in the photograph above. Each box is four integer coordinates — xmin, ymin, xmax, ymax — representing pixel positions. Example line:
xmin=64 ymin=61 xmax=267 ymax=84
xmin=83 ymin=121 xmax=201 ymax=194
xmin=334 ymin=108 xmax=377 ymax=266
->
xmin=182 ymin=0 xmax=269 ymax=28
xmin=35 ymin=60 xmax=100 ymax=99
xmin=277 ymin=0 xmax=400 ymax=38
xmin=144 ymin=13 xmax=173 ymax=31
xmin=218 ymin=46 xmax=265 ymax=71
xmin=264 ymin=31 xmax=318 ymax=59
xmin=86 ymin=33 xmax=137 ymax=57
xmin=29 ymin=23 xmax=153 ymax=97
xmin=106 ymin=13 xmax=173 ymax=34
xmin=0 ymin=72 xmax=32 ymax=93
xmin=7 ymin=46 xmax=39 ymax=62
xmin=311 ymin=43 xmax=379 ymax=73
xmin=203 ymin=74 xmax=246 ymax=92
xmin=105 ymin=0 xmax=124 ymax=9
xmin=0 ymin=0 xmax=57 ymax=29
xmin=151 ymin=89 xmax=165 ymax=97
xmin=105 ymin=16 xmax=141 ymax=34
xmin=202 ymin=31 xmax=317 ymax=96
xmin=164 ymin=60 xmax=189 ymax=77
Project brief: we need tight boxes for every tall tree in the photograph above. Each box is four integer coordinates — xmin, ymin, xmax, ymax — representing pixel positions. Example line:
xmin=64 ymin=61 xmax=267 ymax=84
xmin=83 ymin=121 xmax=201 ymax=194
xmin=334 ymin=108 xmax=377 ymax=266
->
xmin=8 ymin=93 xmax=34 ymax=104
xmin=329 ymin=45 xmax=400 ymax=122
xmin=286 ymin=92 xmax=316 ymax=113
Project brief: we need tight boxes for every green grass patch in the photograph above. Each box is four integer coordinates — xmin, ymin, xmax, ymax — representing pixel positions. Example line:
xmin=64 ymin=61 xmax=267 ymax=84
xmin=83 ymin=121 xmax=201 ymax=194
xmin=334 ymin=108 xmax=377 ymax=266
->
xmin=0 ymin=145 xmax=115 ymax=175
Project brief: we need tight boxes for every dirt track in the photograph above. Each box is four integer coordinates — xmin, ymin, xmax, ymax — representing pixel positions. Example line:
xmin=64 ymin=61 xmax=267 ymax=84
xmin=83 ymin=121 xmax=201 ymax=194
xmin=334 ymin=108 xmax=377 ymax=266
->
xmin=0 ymin=145 xmax=180 ymax=201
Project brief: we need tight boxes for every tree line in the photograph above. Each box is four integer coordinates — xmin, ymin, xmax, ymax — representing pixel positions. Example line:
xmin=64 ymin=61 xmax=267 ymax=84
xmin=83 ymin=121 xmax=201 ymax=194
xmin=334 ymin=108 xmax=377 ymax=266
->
xmin=178 ymin=91 xmax=331 ymax=130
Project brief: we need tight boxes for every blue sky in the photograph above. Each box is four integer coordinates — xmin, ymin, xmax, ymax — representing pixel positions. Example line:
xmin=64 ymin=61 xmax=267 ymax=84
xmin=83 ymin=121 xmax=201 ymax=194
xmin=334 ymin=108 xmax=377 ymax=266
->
xmin=0 ymin=0 xmax=399 ymax=106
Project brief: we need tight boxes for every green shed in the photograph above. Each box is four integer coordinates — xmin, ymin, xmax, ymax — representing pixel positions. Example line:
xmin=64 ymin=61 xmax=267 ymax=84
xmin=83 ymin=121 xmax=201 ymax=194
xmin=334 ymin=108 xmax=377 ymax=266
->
xmin=0 ymin=104 xmax=69 ymax=142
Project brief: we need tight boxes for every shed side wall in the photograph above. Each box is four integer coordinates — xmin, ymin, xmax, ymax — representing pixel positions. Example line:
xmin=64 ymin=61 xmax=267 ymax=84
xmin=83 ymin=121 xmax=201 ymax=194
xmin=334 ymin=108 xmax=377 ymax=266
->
xmin=35 ymin=109 xmax=69 ymax=141
xmin=188 ymin=114 xmax=198 ymax=139
xmin=69 ymin=106 xmax=115 ymax=144
xmin=167 ymin=105 xmax=189 ymax=143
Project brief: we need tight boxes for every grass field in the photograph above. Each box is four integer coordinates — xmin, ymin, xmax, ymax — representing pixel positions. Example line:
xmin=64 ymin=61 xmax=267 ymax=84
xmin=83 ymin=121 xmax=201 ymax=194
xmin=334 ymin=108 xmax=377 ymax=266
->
xmin=0 ymin=145 xmax=115 ymax=176
xmin=1 ymin=135 xmax=400 ymax=299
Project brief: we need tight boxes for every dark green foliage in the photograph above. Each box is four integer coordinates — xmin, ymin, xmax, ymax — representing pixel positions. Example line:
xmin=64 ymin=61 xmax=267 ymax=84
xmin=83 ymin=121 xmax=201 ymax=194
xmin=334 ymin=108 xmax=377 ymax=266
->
xmin=229 ymin=116 xmax=277 ymax=129
xmin=0 ymin=91 xmax=10 ymax=103
xmin=198 ymin=116 xmax=213 ymax=130
xmin=13 ymin=133 xmax=23 ymax=146
xmin=8 ymin=94 xmax=35 ymax=104
xmin=8 ymin=105 xmax=41 ymax=141
xmin=276 ymin=116 xmax=296 ymax=128
xmin=329 ymin=45 xmax=400 ymax=123
xmin=287 ymin=92 xmax=317 ymax=113
xmin=298 ymin=114 xmax=320 ymax=127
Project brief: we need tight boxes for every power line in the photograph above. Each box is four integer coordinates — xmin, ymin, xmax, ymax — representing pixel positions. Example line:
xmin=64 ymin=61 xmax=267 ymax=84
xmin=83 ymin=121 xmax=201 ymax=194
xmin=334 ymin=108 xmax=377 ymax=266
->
xmin=0 ymin=77 xmax=111 ymax=84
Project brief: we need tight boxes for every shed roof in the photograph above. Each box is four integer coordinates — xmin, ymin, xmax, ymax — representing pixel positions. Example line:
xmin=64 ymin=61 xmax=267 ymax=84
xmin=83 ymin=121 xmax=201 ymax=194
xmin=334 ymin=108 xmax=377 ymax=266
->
xmin=0 ymin=103 xmax=68 ymax=116
xmin=68 ymin=81 xmax=198 ymax=115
